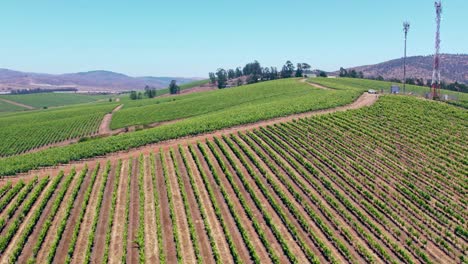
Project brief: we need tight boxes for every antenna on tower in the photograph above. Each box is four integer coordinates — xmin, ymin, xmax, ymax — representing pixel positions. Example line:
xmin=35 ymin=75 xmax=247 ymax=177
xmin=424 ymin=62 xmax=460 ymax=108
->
xmin=403 ymin=21 xmax=410 ymax=94
xmin=431 ymin=0 xmax=442 ymax=100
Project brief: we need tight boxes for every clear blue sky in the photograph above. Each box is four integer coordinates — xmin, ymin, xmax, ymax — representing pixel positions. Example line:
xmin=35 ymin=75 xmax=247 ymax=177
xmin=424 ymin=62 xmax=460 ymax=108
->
xmin=0 ymin=0 xmax=466 ymax=77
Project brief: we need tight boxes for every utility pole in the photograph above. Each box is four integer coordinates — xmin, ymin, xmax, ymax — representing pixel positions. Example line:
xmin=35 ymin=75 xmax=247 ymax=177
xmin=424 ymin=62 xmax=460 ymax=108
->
xmin=403 ymin=21 xmax=410 ymax=94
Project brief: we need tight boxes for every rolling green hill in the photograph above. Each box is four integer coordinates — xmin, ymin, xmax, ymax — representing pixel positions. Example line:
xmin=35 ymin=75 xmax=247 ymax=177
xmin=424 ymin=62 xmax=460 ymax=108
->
xmin=111 ymin=78 xmax=363 ymax=129
xmin=0 ymin=77 xmax=465 ymax=176
xmin=0 ymin=78 xmax=365 ymax=175
xmin=0 ymin=93 xmax=110 ymax=109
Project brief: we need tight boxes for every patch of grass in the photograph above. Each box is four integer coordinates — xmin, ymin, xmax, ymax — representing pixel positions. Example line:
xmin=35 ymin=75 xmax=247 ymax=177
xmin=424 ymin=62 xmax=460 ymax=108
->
xmin=0 ymin=99 xmax=28 ymax=112
xmin=0 ymin=93 xmax=108 ymax=108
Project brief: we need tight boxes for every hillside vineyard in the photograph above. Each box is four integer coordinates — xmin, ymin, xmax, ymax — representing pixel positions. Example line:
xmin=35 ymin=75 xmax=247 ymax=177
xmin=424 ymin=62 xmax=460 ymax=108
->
xmin=0 ymin=96 xmax=465 ymax=263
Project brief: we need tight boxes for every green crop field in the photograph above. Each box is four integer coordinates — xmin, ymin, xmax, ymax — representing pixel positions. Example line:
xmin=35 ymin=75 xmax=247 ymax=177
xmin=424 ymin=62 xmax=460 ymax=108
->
xmin=0 ymin=102 xmax=117 ymax=157
xmin=0 ymin=78 xmax=367 ymax=175
xmin=0 ymin=99 xmax=28 ymax=112
xmin=0 ymin=93 xmax=110 ymax=109
xmin=1 ymin=78 xmax=465 ymax=175
xmin=111 ymin=78 xmax=365 ymax=129
xmin=0 ymin=95 xmax=465 ymax=263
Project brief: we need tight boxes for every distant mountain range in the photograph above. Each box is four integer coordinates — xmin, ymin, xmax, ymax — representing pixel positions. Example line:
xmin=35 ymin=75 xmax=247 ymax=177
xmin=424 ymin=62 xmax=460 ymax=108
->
xmin=0 ymin=69 xmax=202 ymax=92
xmin=336 ymin=54 xmax=468 ymax=84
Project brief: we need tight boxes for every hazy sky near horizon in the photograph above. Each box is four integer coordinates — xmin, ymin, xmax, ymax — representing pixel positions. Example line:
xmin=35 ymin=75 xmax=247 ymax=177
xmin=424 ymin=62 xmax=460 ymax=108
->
xmin=0 ymin=0 xmax=467 ymax=77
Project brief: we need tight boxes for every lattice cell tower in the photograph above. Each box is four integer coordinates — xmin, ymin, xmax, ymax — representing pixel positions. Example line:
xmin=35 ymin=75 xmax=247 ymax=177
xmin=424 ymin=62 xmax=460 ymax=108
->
xmin=403 ymin=22 xmax=410 ymax=94
xmin=431 ymin=0 xmax=442 ymax=99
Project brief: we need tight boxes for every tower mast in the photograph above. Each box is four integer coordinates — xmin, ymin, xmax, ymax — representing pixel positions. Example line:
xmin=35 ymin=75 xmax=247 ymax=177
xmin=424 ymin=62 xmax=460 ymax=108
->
xmin=403 ymin=22 xmax=410 ymax=94
xmin=431 ymin=0 xmax=442 ymax=99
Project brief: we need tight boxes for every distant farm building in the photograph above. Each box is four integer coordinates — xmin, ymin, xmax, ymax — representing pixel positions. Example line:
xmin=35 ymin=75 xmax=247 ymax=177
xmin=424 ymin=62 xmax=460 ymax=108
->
xmin=391 ymin=85 xmax=400 ymax=94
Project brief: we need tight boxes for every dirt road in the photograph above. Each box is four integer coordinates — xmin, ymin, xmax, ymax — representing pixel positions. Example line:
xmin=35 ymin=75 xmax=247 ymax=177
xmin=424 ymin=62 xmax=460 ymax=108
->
xmin=299 ymin=78 xmax=332 ymax=90
xmin=99 ymin=104 xmax=123 ymax=135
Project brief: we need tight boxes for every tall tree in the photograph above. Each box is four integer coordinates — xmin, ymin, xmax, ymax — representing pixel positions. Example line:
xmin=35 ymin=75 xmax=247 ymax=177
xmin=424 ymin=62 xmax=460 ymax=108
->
xmin=227 ymin=69 xmax=236 ymax=79
xmin=319 ymin=71 xmax=328 ymax=77
xmin=243 ymin=60 xmax=262 ymax=76
xmin=216 ymin=68 xmax=228 ymax=88
xmin=129 ymin=91 xmax=138 ymax=100
xmin=295 ymin=63 xmax=303 ymax=77
xmin=270 ymin=67 xmax=278 ymax=80
xmin=281 ymin=60 xmax=295 ymax=78
xmin=144 ymin=85 xmax=157 ymax=98
xmin=209 ymin=72 xmax=216 ymax=84
xmin=339 ymin=67 xmax=348 ymax=77
xmin=169 ymin=80 xmax=180 ymax=94
xmin=235 ymin=67 xmax=243 ymax=78
xmin=301 ymin=63 xmax=311 ymax=73
xmin=262 ymin=67 xmax=271 ymax=81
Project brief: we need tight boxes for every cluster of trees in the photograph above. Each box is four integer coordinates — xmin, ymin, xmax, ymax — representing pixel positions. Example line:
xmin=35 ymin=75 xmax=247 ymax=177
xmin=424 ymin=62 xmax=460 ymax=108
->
xmin=129 ymin=91 xmax=143 ymax=100
xmin=444 ymin=82 xmax=467 ymax=93
xmin=129 ymin=80 xmax=180 ymax=100
xmin=9 ymin=87 xmax=78 ymax=94
xmin=209 ymin=60 xmax=315 ymax=89
xmin=169 ymin=80 xmax=180 ymax=94
xmin=339 ymin=68 xmax=364 ymax=79
xmin=144 ymin=85 xmax=157 ymax=98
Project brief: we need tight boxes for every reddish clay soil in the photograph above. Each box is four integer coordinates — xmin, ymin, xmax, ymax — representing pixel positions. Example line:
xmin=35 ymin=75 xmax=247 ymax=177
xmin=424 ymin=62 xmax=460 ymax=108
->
xmin=109 ymin=160 xmax=129 ymax=264
xmin=184 ymin=146 xmax=234 ymax=264
xmin=99 ymin=104 xmax=123 ymax=135
xmin=155 ymin=154 xmax=178 ymax=263
xmin=193 ymin=146 xmax=252 ymax=262
xmin=165 ymin=152 xmax=196 ymax=263
xmin=69 ymin=165 xmax=108 ymax=264
xmin=35 ymin=167 xmax=93 ymax=263
xmin=126 ymin=158 xmax=139 ymax=264
xmin=0 ymin=179 xmax=55 ymax=262
xmin=16 ymin=173 xmax=68 ymax=263
xmin=204 ymin=143 xmax=273 ymax=263
xmin=91 ymin=162 xmax=117 ymax=264
xmin=218 ymin=139 xmax=309 ymax=262
xmin=141 ymin=156 xmax=158 ymax=263
xmin=174 ymin=150 xmax=215 ymax=264
xmin=212 ymin=141 xmax=290 ymax=263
